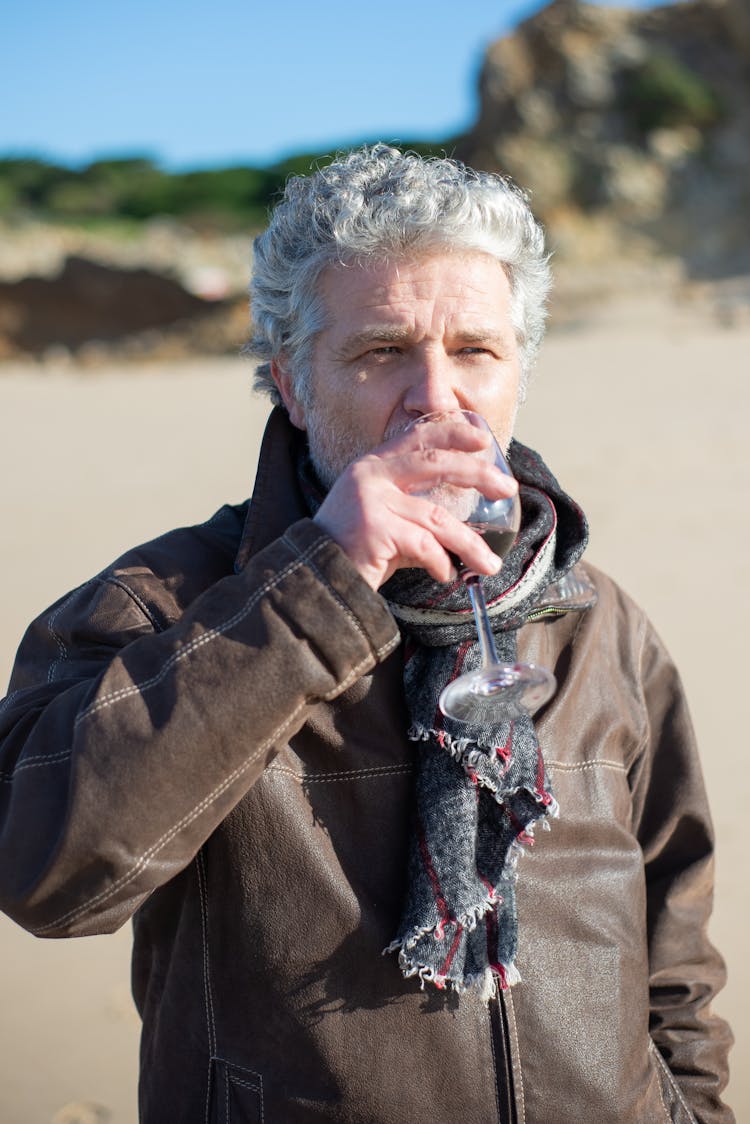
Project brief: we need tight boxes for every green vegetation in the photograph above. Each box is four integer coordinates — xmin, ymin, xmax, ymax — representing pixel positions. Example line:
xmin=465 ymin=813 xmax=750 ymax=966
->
xmin=622 ymin=52 xmax=723 ymax=136
xmin=0 ymin=140 xmax=452 ymax=230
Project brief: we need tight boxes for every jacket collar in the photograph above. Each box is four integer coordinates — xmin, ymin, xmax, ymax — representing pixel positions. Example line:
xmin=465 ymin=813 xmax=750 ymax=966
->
xmin=234 ymin=407 xmax=309 ymax=573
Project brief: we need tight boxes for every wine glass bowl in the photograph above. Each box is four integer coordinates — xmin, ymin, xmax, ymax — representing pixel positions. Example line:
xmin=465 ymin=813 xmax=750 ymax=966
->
xmin=438 ymin=662 xmax=556 ymax=722
xmin=408 ymin=410 xmax=556 ymax=722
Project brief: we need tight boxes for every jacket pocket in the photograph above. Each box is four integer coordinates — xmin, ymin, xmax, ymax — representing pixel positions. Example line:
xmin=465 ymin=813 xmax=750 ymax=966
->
xmin=210 ymin=1057 xmax=264 ymax=1124
xmin=648 ymin=1039 xmax=698 ymax=1123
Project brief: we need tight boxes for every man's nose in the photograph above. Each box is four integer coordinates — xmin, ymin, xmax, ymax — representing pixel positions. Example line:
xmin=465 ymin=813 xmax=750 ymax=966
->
xmin=402 ymin=350 xmax=460 ymax=417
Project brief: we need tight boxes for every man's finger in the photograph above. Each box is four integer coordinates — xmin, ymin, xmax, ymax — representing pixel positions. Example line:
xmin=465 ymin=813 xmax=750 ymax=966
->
xmin=389 ymin=492 xmax=505 ymax=576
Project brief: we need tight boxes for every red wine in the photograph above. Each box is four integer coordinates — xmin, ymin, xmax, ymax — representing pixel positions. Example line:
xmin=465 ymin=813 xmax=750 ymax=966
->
xmin=480 ymin=527 xmax=516 ymax=560
xmin=448 ymin=526 xmax=516 ymax=574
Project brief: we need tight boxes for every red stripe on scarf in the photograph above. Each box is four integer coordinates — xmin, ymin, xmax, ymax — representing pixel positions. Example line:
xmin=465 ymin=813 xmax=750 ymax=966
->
xmin=434 ymin=639 xmax=472 ymax=728
xmin=439 ymin=924 xmax=464 ymax=980
xmin=416 ymin=815 xmax=450 ymax=924
xmin=495 ymin=721 xmax=514 ymax=769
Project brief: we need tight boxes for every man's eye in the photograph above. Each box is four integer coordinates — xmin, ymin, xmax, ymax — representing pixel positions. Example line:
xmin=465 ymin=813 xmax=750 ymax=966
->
xmin=369 ymin=346 xmax=400 ymax=356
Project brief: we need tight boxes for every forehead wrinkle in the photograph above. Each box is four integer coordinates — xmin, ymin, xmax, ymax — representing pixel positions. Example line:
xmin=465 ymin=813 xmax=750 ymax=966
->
xmin=318 ymin=252 xmax=518 ymax=359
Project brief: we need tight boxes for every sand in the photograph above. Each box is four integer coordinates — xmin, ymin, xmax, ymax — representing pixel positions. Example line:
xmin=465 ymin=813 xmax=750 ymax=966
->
xmin=0 ymin=296 xmax=747 ymax=1121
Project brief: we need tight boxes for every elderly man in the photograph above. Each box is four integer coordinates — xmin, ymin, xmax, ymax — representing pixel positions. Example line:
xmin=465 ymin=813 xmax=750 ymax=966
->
xmin=0 ymin=146 xmax=733 ymax=1122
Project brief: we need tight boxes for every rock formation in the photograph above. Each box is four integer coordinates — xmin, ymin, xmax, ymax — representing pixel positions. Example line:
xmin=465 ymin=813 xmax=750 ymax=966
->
xmin=457 ymin=0 xmax=750 ymax=277
xmin=0 ymin=257 xmax=244 ymax=362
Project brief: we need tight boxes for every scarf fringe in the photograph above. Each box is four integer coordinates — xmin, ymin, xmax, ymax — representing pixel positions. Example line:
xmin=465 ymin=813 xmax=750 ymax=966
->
xmin=384 ymin=885 xmax=501 ymax=960
xmin=384 ymin=825 xmax=543 ymax=953
xmin=408 ymin=723 xmax=470 ymax=756
xmin=383 ymin=790 xmax=558 ymax=994
xmin=409 ymin=722 xmax=558 ymax=812
xmin=389 ymin=948 xmax=523 ymax=1001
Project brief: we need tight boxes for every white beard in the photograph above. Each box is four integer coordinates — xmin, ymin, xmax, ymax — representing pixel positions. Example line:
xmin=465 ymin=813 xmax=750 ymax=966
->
xmin=304 ymin=401 xmax=517 ymax=512
xmin=304 ymin=403 xmax=411 ymax=491
xmin=304 ymin=408 xmax=371 ymax=491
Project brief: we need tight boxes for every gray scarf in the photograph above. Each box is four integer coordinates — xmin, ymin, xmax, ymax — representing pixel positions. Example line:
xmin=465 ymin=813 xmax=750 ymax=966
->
xmin=381 ymin=441 xmax=588 ymax=997
xmin=298 ymin=438 xmax=588 ymax=998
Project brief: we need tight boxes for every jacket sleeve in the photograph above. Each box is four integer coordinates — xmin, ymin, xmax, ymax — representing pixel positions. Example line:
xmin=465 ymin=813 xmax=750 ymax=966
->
xmin=0 ymin=518 xmax=400 ymax=939
xmin=629 ymin=618 xmax=734 ymax=1123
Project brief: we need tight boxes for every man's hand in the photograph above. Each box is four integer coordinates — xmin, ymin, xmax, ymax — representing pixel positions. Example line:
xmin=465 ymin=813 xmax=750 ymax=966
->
xmin=313 ymin=420 xmax=518 ymax=591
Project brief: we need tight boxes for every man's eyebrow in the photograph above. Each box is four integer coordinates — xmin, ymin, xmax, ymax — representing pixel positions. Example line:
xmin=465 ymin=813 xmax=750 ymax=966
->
xmin=337 ymin=326 xmax=415 ymax=352
xmin=452 ymin=329 xmax=513 ymax=348
xmin=336 ymin=326 xmax=514 ymax=353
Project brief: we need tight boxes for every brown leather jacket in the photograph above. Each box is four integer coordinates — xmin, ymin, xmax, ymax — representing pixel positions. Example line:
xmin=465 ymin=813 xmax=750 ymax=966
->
xmin=0 ymin=409 xmax=733 ymax=1123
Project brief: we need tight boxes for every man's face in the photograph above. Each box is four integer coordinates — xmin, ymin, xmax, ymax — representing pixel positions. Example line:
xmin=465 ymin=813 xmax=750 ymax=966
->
xmin=276 ymin=250 xmax=523 ymax=488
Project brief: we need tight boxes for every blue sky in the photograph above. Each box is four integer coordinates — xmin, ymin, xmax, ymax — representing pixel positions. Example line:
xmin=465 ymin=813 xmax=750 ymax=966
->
xmin=2 ymin=0 xmax=675 ymax=169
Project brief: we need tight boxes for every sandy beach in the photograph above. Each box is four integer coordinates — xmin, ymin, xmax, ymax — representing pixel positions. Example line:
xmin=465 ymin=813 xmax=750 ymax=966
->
xmin=0 ymin=293 xmax=747 ymax=1121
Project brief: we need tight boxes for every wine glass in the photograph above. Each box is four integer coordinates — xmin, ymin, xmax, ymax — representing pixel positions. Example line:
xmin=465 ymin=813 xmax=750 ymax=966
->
xmin=410 ymin=410 xmax=556 ymax=722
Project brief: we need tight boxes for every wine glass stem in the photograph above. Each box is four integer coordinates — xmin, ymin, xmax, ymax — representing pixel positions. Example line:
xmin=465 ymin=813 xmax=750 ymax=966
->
xmin=465 ymin=574 xmax=501 ymax=669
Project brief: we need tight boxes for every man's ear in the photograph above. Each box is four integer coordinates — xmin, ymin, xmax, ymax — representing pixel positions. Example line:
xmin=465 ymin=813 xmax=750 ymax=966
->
xmin=270 ymin=358 xmax=307 ymax=431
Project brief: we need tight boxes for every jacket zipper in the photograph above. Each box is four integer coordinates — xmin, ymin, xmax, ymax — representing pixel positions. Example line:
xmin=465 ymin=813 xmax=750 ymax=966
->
xmin=525 ymin=603 xmax=581 ymax=622
xmin=489 ymin=993 xmax=518 ymax=1124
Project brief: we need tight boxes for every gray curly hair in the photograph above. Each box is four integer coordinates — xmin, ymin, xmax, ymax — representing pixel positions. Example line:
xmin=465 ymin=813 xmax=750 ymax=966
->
xmin=248 ymin=144 xmax=551 ymax=406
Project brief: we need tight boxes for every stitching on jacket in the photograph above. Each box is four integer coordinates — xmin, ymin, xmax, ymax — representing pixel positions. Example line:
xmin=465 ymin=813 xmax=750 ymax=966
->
xmin=75 ymin=540 xmax=328 ymax=723
xmin=104 ymin=576 xmax=166 ymax=633
xmin=649 ymin=1039 xmax=697 ymax=1122
xmin=375 ymin=633 xmax=401 ymax=661
xmin=0 ymin=748 xmax=71 ymax=782
xmin=212 ymin=1058 xmax=264 ymax=1124
xmin=318 ymin=651 xmax=386 ymax=701
xmin=486 ymin=1005 xmax=503 ymax=1123
xmin=31 ymin=694 xmax=308 ymax=932
xmin=505 ymin=989 xmax=526 ymax=1124
xmin=267 ymin=763 xmax=415 ymax=784
xmin=545 ymin=759 xmax=627 ymax=773
xmin=45 ymin=576 xmax=155 ymax=687
xmin=43 ymin=575 xmax=147 ymax=687
xmin=286 ymin=539 xmax=399 ymax=664
xmin=196 ymin=850 xmax=217 ymax=1122
xmin=228 ymin=1076 xmax=264 ymax=1122
xmin=46 ymin=589 xmax=81 ymax=684
xmin=0 ymin=688 xmax=22 ymax=717
xmin=304 ymin=554 xmax=369 ymax=639
xmin=33 ymin=647 xmax=378 ymax=933
xmin=204 ymin=1058 xmax=213 ymax=1124
xmin=229 ymin=1076 xmax=262 ymax=1092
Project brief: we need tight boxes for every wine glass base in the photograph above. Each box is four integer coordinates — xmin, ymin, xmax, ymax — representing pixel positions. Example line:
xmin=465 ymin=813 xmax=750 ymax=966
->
xmin=439 ymin=663 xmax=556 ymax=723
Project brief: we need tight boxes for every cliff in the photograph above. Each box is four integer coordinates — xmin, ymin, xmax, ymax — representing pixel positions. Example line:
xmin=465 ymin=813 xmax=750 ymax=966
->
xmin=457 ymin=0 xmax=750 ymax=278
